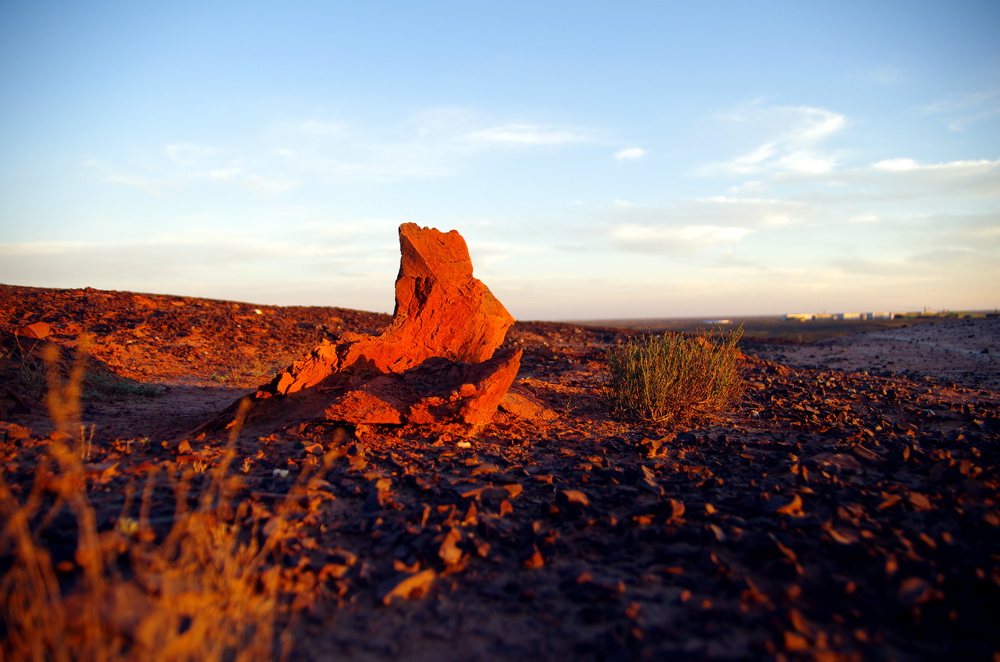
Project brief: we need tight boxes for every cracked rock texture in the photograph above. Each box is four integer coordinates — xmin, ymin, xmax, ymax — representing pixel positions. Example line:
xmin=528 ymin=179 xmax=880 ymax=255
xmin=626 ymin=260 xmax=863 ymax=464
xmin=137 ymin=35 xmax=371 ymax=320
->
xmin=248 ymin=223 xmax=520 ymax=428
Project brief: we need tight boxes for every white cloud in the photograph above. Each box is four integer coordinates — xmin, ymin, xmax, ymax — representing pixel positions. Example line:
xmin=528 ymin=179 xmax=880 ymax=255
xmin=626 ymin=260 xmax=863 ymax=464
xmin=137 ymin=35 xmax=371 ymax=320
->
xmin=164 ymin=142 xmax=216 ymax=165
xmin=921 ymin=89 xmax=1000 ymax=132
xmin=297 ymin=119 xmax=352 ymax=137
xmin=466 ymin=239 xmax=548 ymax=274
xmin=0 ymin=241 xmax=88 ymax=256
xmin=777 ymin=154 xmax=837 ymax=174
xmin=871 ymin=158 xmax=998 ymax=173
xmin=467 ymin=124 xmax=587 ymax=145
xmin=103 ymin=172 xmax=166 ymax=195
xmin=614 ymin=147 xmax=646 ymax=161
xmin=241 ymin=174 xmax=296 ymax=196
xmin=610 ymin=223 xmax=753 ymax=252
xmin=704 ymin=104 xmax=847 ymax=176
xmin=847 ymin=214 xmax=882 ymax=224
xmin=698 ymin=195 xmax=792 ymax=206
xmin=208 ymin=167 xmax=243 ymax=181
xmin=856 ymin=157 xmax=1000 ymax=199
xmin=594 ymin=196 xmax=812 ymax=256
xmin=94 ymin=110 xmax=603 ymax=195
xmin=690 ymin=195 xmax=811 ymax=227
xmin=871 ymin=158 xmax=918 ymax=172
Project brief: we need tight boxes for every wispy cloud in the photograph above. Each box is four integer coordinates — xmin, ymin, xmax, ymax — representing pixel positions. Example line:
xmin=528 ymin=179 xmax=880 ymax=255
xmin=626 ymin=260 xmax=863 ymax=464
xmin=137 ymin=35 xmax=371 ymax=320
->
xmin=611 ymin=224 xmax=753 ymax=250
xmin=703 ymin=103 xmax=847 ymax=176
xmin=920 ymin=89 xmax=1000 ymax=131
xmin=871 ymin=158 xmax=999 ymax=173
xmin=846 ymin=214 xmax=882 ymax=224
xmin=605 ymin=196 xmax=811 ymax=231
xmin=853 ymin=65 xmax=904 ymax=85
xmin=860 ymin=157 xmax=1000 ymax=198
xmin=694 ymin=195 xmax=806 ymax=227
xmin=614 ymin=147 xmax=646 ymax=161
xmin=467 ymin=123 xmax=588 ymax=145
xmin=86 ymin=153 xmax=296 ymax=197
xmin=164 ymin=142 xmax=216 ymax=165
xmin=90 ymin=109 xmax=600 ymax=193
xmin=296 ymin=119 xmax=352 ymax=137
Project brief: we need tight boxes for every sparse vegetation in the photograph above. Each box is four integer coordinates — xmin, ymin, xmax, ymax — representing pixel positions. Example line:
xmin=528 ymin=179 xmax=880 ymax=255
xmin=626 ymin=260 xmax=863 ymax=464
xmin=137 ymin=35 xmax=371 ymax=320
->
xmin=604 ymin=327 xmax=745 ymax=425
xmin=85 ymin=371 xmax=163 ymax=401
xmin=0 ymin=335 xmax=48 ymax=402
xmin=0 ymin=338 xmax=335 ymax=661
xmin=210 ymin=355 xmax=288 ymax=387
xmin=1 ymin=332 xmax=162 ymax=405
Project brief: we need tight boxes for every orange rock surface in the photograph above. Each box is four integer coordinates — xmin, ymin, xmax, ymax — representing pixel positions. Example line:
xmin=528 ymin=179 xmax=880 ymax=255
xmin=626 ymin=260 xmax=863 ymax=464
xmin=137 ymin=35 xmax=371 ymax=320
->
xmin=256 ymin=223 xmax=520 ymax=427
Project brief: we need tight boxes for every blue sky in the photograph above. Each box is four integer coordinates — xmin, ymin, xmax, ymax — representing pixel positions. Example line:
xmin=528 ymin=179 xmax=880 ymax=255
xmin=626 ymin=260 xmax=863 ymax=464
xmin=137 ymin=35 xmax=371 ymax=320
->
xmin=1 ymin=1 xmax=998 ymax=320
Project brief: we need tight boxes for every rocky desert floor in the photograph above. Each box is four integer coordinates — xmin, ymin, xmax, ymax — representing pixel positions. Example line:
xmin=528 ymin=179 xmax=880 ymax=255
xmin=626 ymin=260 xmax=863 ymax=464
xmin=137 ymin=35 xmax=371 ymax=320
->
xmin=2 ymin=283 xmax=999 ymax=661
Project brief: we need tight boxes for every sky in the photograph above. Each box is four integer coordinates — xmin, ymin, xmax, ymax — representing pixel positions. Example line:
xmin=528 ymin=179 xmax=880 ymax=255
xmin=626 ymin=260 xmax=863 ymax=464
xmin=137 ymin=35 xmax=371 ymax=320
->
xmin=1 ymin=1 xmax=998 ymax=321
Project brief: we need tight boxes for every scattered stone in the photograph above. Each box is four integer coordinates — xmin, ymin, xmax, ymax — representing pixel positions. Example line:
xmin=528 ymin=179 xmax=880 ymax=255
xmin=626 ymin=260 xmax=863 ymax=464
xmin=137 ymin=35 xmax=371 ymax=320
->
xmin=14 ymin=321 xmax=50 ymax=339
xmin=380 ymin=569 xmax=437 ymax=604
xmin=560 ymin=489 xmax=590 ymax=507
xmin=498 ymin=383 xmax=558 ymax=420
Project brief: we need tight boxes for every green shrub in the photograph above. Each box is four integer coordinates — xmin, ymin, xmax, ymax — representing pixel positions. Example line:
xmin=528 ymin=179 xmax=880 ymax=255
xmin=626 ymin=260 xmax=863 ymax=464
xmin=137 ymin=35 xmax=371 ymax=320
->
xmin=85 ymin=371 xmax=163 ymax=401
xmin=605 ymin=327 xmax=745 ymax=425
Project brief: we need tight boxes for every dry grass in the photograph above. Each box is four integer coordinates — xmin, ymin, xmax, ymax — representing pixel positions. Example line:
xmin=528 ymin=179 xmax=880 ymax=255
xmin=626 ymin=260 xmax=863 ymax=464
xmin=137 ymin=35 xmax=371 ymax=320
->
xmin=1 ymin=333 xmax=160 ymax=409
xmin=0 ymin=334 xmax=49 ymax=403
xmin=0 ymin=339 xmax=334 ymax=661
xmin=605 ymin=327 xmax=745 ymax=426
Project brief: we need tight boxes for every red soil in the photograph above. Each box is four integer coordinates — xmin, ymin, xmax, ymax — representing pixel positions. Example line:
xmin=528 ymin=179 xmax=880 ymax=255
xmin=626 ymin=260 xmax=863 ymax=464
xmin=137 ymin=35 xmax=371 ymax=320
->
xmin=1 ymin=283 xmax=999 ymax=661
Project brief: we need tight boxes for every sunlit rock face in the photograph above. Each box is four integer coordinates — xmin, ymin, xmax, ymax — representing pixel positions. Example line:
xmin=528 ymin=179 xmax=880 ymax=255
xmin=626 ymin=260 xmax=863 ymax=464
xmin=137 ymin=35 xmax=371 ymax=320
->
xmin=252 ymin=223 xmax=521 ymax=428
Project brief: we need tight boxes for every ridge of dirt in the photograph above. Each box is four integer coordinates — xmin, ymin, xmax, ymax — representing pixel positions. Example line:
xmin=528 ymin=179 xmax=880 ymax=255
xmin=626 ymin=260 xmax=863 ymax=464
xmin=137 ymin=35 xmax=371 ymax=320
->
xmin=1 ymin=283 xmax=998 ymax=661
xmin=0 ymin=283 xmax=392 ymax=388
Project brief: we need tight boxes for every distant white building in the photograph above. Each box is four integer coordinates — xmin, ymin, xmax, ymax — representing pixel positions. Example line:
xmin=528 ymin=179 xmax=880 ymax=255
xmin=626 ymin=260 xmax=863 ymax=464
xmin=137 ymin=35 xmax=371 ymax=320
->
xmin=785 ymin=311 xmax=900 ymax=321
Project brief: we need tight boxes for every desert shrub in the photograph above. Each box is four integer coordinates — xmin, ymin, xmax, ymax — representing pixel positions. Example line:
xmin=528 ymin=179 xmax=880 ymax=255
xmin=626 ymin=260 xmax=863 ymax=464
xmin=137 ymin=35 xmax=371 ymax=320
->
xmin=605 ymin=327 xmax=745 ymax=425
xmin=0 ymin=340 xmax=331 ymax=661
xmin=1 ymin=333 xmax=161 ymax=405
xmin=85 ymin=371 xmax=164 ymax=401
xmin=0 ymin=334 xmax=48 ymax=402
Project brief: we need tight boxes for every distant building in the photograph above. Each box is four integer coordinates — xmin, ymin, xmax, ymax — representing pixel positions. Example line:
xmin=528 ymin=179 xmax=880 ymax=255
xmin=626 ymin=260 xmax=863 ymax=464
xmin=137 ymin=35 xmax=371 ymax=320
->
xmin=785 ymin=311 xmax=901 ymax=321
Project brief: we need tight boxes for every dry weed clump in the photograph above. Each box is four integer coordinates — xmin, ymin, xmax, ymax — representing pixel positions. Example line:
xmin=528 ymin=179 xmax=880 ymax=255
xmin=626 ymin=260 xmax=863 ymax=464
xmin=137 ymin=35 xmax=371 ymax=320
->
xmin=0 ymin=339 xmax=331 ymax=661
xmin=1 ymin=332 xmax=159 ymax=411
xmin=0 ymin=333 xmax=49 ymax=403
xmin=605 ymin=327 xmax=745 ymax=425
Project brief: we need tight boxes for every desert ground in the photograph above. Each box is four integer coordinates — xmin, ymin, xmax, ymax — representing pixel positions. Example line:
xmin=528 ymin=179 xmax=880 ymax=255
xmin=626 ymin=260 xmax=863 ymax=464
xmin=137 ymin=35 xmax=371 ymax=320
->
xmin=2 ymin=283 xmax=998 ymax=661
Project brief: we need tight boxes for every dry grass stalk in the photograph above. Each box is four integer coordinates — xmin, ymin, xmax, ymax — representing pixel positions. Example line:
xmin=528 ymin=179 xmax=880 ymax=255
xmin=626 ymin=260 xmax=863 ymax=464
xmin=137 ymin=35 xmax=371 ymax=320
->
xmin=1 ymin=339 xmax=336 ymax=661
xmin=605 ymin=327 xmax=745 ymax=425
xmin=0 ymin=334 xmax=48 ymax=403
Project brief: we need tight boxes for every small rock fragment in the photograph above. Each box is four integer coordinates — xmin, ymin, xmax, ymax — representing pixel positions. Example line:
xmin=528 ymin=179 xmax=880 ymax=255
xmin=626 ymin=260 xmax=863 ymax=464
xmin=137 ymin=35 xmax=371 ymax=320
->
xmin=560 ymin=490 xmax=591 ymax=507
xmin=14 ymin=321 xmax=51 ymax=339
xmin=380 ymin=569 xmax=437 ymax=605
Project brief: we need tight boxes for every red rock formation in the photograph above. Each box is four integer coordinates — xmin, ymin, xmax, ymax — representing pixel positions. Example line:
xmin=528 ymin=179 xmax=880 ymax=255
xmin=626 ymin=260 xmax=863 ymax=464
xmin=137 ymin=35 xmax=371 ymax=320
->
xmin=322 ymin=350 xmax=522 ymax=426
xmin=246 ymin=223 xmax=520 ymax=429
